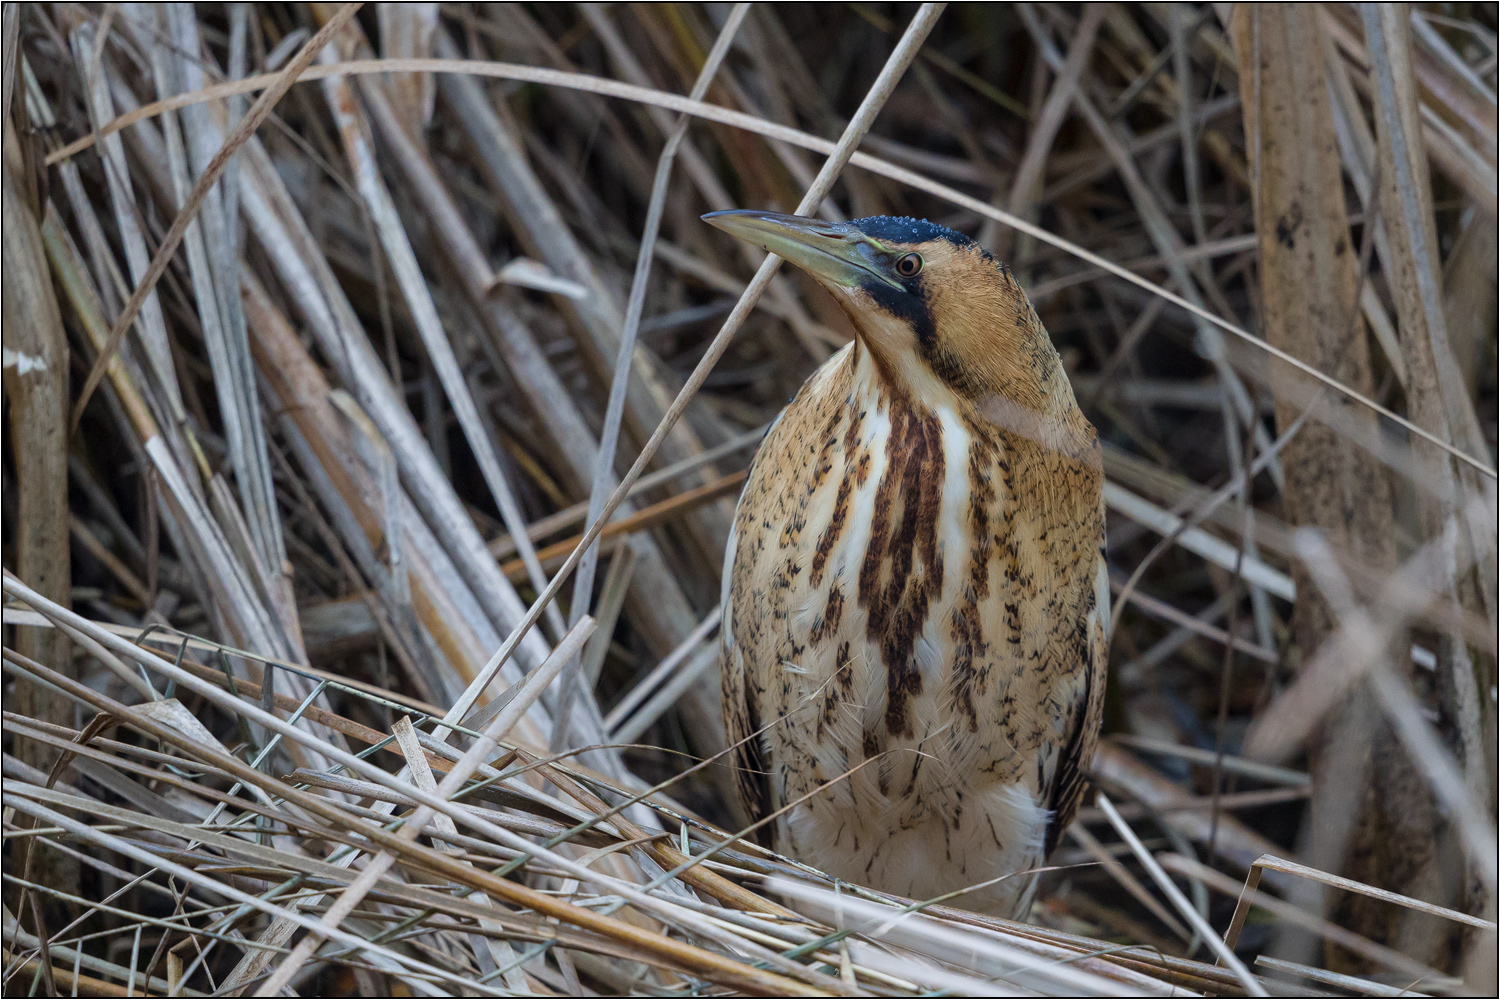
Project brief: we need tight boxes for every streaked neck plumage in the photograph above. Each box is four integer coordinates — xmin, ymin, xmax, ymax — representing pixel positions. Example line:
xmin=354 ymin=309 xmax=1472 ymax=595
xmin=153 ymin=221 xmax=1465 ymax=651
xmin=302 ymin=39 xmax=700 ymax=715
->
xmin=841 ymin=326 xmax=1093 ymax=467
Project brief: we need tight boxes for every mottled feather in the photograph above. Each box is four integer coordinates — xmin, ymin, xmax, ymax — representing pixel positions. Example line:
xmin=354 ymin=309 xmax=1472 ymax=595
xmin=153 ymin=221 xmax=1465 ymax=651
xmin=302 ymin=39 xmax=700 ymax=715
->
xmin=717 ymin=214 xmax=1107 ymax=917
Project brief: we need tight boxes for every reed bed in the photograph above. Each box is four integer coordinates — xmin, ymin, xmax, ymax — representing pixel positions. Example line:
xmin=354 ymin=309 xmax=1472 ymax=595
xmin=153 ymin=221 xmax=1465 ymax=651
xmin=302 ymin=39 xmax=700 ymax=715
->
xmin=2 ymin=3 xmax=1495 ymax=995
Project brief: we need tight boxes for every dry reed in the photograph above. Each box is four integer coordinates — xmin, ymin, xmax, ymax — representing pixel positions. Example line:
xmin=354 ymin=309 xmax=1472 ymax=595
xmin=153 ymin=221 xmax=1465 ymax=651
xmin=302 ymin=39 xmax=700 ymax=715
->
xmin=3 ymin=3 xmax=1495 ymax=996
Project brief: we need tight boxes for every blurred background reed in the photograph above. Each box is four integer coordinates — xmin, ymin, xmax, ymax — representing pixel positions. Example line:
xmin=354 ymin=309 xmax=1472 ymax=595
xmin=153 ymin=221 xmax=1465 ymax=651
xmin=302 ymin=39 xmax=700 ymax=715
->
xmin=2 ymin=3 xmax=1495 ymax=995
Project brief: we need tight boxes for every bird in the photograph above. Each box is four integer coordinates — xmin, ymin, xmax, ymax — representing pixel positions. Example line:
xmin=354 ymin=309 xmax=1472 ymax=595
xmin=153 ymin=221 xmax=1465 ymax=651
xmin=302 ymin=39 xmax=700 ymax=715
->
xmin=705 ymin=209 xmax=1109 ymax=918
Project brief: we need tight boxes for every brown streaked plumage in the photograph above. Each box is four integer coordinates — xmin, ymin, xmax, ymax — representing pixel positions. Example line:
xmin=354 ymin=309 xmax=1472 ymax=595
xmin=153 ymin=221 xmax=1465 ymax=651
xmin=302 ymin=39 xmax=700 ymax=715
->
xmin=708 ymin=211 xmax=1108 ymax=917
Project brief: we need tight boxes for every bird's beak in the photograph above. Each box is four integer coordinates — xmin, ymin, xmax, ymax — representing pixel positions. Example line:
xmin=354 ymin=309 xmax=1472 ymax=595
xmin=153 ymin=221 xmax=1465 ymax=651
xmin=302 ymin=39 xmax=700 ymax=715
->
xmin=702 ymin=210 xmax=902 ymax=290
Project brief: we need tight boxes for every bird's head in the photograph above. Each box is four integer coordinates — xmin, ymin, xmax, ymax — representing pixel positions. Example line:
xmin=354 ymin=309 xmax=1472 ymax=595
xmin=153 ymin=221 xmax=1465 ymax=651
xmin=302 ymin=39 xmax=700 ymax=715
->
xmin=704 ymin=209 xmax=1068 ymax=414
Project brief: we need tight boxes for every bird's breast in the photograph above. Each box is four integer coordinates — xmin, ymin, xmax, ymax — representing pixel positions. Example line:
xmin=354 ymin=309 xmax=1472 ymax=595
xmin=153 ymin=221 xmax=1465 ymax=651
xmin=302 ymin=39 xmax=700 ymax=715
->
xmin=727 ymin=341 xmax=1102 ymax=797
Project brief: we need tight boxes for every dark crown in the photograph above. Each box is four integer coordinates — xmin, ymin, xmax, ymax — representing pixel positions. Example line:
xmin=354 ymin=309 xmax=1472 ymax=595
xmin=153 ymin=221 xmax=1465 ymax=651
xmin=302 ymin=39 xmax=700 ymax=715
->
xmin=850 ymin=215 xmax=975 ymax=247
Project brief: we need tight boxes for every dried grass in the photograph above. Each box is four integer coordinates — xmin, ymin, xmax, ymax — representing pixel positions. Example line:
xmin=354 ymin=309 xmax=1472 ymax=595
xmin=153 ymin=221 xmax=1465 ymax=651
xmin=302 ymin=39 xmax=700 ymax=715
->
xmin=3 ymin=3 xmax=1496 ymax=996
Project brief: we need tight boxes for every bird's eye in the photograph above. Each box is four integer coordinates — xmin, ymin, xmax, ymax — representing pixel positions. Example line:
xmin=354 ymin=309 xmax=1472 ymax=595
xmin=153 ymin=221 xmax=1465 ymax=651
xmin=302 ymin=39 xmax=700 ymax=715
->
xmin=895 ymin=252 xmax=923 ymax=277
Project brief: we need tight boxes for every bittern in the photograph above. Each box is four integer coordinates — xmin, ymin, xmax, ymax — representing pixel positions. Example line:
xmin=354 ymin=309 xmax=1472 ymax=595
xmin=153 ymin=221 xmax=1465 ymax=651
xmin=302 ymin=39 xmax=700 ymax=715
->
xmin=707 ymin=210 xmax=1108 ymax=917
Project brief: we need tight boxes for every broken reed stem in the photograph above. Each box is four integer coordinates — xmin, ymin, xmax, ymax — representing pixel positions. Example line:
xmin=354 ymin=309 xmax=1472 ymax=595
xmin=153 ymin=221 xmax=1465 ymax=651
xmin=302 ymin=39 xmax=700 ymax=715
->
xmin=258 ymin=615 xmax=596 ymax=994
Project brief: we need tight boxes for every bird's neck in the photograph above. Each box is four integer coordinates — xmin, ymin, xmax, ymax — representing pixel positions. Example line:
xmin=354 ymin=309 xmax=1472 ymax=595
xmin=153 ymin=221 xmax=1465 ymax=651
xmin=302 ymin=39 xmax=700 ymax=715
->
xmin=848 ymin=337 xmax=1089 ymax=455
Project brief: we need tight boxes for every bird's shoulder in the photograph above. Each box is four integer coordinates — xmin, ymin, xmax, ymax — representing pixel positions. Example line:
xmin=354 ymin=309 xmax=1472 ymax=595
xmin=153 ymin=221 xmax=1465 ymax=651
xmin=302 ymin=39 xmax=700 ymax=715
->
xmin=745 ymin=346 xmax=858 ymax=488
xmin=728 ymin=345 xmax=860 ymax=566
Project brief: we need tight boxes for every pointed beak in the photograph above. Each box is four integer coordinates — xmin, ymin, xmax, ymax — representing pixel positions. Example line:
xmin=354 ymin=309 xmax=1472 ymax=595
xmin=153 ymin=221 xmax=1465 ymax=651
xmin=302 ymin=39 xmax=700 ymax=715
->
xmin=702 ymin=210 xmax=901 ymax=290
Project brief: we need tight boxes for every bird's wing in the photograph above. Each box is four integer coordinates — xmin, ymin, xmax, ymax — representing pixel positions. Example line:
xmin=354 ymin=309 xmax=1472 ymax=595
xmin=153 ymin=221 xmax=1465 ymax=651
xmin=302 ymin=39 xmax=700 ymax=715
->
xmin=719 ymin=511 xmax=775 ymax=844
xmin=1044 ymin=549 xmax=1111 ymax=855
xmin=721 ymin=606 xmax=774 ymax=845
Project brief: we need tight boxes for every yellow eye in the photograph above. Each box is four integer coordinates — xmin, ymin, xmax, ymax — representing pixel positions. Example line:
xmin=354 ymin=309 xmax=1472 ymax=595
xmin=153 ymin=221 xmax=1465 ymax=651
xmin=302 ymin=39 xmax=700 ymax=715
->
xmin=895 ymin=252 xmax=923 ymax=277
